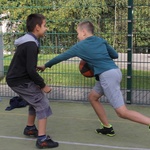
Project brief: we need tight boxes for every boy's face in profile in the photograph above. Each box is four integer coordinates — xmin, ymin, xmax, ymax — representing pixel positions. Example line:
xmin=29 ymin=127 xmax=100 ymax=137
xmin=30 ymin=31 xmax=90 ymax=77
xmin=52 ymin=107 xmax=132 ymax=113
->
xmin=36 ymin=19 xmax=47 ymax=38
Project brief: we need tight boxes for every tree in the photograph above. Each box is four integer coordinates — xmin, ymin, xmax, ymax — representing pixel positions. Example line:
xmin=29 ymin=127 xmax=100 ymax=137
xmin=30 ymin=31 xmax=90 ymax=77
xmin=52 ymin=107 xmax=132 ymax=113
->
xmin=0 ymin=0 xmax=149 ymax=53
xmin=133 ymin=0 xmax=150 ymax=53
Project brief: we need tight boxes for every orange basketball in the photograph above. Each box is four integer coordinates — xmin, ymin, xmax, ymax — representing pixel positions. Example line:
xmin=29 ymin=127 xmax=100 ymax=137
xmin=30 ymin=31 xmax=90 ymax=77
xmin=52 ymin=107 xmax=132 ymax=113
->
xmin=79 ymin=60 xmax=94 ymax=78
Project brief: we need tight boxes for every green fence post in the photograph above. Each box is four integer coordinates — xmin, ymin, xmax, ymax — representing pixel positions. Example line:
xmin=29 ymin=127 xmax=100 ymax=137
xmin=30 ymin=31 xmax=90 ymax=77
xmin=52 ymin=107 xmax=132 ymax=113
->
xmin=127 ymin=0 xmax=133 ymax=104
xmin=0 ymin=26 xmax=4 ymax=78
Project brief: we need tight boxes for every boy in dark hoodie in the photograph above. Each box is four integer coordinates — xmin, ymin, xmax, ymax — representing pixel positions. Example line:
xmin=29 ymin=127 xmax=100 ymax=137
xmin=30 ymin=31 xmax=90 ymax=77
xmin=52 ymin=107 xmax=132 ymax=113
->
xmin=6 ymin=14 xmax=58 ymax=149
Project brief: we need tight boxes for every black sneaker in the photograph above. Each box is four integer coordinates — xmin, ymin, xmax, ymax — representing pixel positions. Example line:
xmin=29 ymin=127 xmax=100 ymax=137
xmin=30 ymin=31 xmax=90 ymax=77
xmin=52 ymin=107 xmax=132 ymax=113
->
xmin=36 ymin=135 xmax=59 ymax=149
xmin=23 ymin=126 xmax=38 ymax=137
xmin=95 ymin=125 xmax=115 ymax=137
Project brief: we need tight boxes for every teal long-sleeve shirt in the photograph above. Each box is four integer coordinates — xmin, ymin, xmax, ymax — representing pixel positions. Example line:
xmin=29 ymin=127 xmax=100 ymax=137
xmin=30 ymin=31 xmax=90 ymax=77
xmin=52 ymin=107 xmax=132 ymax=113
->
xmin=45 ymin=36 xmax=118 ymax=75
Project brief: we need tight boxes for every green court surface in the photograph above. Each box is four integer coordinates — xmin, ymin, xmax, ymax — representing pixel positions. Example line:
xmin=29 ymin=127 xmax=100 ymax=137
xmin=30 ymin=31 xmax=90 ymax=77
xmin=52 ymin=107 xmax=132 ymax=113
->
xmin=0 ymin=99 xmax=150 ymax=150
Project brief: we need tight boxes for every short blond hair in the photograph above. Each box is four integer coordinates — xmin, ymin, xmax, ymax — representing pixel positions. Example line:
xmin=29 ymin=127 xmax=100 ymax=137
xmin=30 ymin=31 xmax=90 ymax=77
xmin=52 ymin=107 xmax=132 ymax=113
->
xmin=78 ymin=21 xmax=94 ymax=34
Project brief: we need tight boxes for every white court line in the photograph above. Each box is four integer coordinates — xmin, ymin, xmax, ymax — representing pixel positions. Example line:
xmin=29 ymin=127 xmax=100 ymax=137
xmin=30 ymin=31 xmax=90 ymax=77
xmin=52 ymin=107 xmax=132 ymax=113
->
xmin=0 ymin=135 xmax=150 ymax=150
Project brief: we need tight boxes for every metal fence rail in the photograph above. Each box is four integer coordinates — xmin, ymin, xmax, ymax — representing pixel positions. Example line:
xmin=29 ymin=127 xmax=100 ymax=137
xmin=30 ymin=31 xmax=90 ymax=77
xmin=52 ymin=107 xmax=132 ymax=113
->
xmin=0 ymin=0 xmax=149 ymax=104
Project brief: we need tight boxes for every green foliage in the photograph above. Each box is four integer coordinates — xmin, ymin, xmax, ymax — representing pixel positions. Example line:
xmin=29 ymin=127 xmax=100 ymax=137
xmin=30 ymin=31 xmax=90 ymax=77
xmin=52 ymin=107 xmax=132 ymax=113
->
xmin=133 ymin=0 xmax=150 ymax=48
xmin=0 ymin=0 xmax=149 ymax=53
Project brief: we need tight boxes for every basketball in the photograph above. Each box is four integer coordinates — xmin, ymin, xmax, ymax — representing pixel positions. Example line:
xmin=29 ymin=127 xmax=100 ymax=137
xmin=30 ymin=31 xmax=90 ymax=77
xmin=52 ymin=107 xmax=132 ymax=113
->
xmin=79 ymin=60 xmax=94 ymax=78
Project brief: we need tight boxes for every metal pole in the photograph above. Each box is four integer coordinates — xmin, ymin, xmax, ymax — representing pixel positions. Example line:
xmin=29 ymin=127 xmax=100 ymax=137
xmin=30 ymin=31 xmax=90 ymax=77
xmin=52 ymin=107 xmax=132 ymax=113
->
xmin=127 ymin=0 xmax=133 ymax=104
xmin=0 ymin=26 xmax=4 ymax=78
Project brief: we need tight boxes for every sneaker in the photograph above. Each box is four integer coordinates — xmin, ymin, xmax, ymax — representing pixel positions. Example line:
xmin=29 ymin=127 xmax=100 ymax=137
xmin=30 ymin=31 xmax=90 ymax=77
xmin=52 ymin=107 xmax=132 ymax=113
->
xmin=36 ymin=135 xmax=59 ymax=149
xmin=95 ymin=124 xmax=115 ymax=137
xmin=23 ymin=126 xmax=38 ymax=137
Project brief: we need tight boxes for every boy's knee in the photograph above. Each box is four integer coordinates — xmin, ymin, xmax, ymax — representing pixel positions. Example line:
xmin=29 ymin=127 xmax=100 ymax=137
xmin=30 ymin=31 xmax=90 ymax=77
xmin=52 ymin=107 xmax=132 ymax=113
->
xmin=88 ymin=90 xmax=101 ymax=102
xmin=115 ymin=105 xmax=128 ymax=119
xmin=116 ymin=110 xmax=127 ymax=119
xmin=88 ymin=92 xmax=92 ymax=101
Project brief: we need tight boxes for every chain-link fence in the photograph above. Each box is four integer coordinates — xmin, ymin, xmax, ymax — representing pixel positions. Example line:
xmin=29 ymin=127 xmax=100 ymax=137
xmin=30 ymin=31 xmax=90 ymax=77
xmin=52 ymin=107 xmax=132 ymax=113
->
xmin=0 ymin=0 xmax=149 ymax=104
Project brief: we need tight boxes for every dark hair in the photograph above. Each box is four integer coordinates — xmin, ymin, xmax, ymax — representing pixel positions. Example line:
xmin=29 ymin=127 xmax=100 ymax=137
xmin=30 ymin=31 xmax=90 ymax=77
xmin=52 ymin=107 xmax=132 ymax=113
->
xmin=78 ymin=21 xmax=94 ymax=34
xmin=26 ymin=14 xmax=45 ymax=32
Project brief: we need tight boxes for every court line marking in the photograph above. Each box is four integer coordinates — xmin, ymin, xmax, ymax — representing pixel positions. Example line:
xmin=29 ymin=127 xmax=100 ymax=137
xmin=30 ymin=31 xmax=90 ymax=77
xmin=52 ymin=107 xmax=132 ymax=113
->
xmin=0 ymin=135 xmax=150 ymax=150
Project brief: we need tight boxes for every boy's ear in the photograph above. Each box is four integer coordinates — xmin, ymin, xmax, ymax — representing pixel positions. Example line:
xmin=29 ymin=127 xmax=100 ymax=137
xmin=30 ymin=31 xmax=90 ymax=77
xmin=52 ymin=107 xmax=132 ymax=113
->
xmin=82 ymin=29 xmax=86 ymax=36
xmin=35 ymin=24 xmax=40 ymax=31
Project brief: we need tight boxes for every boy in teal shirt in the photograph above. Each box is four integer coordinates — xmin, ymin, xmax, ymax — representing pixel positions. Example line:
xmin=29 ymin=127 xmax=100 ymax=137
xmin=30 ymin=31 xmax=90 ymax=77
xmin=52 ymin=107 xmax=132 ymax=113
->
xmin=38 ymin=21 xmax=150 ymax=136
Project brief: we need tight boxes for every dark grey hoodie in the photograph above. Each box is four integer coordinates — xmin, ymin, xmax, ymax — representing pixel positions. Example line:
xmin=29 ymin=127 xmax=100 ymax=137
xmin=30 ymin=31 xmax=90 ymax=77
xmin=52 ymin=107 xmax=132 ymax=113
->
xmin=6 ymin=33 xmax=46 ymax=88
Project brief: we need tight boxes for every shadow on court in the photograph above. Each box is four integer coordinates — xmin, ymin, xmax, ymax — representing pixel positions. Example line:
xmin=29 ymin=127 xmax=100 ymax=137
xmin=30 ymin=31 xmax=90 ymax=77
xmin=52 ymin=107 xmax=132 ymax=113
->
xmin=0 ymin=98 xmax=150 ymax=150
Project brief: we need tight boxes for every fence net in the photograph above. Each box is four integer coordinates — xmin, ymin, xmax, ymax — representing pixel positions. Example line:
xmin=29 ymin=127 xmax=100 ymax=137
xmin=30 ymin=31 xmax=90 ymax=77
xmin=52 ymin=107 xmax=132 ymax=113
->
xmin=0 ymin=0 xmax=149 ymax=104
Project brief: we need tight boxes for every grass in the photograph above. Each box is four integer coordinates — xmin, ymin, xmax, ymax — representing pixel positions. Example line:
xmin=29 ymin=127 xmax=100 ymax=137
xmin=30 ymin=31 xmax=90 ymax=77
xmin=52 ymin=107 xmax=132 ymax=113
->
xmin=1 ymin=54 xmax=150 ymax=90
